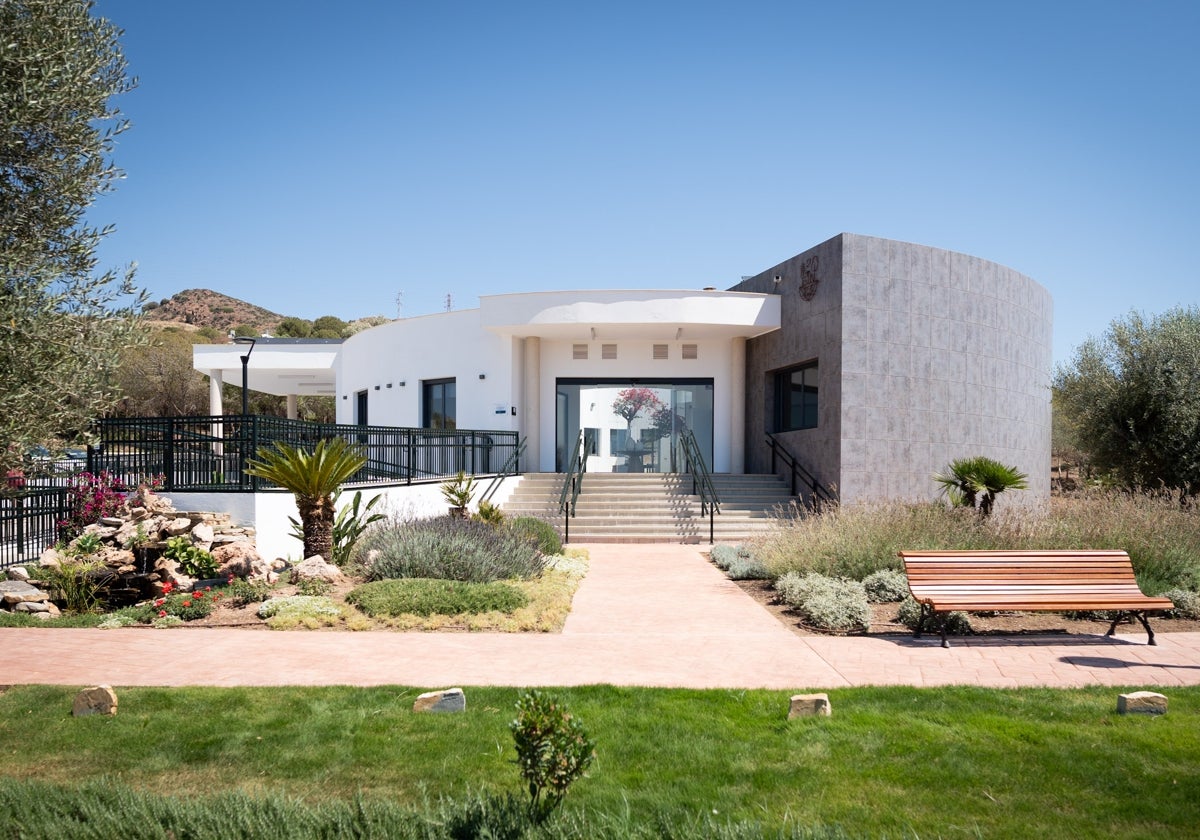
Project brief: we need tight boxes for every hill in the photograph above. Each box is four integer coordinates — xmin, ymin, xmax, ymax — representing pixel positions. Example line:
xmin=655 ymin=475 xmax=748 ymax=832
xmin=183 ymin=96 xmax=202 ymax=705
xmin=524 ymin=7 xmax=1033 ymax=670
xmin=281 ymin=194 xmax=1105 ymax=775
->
xmin=143 ymin=289 xmax=285 ymax=336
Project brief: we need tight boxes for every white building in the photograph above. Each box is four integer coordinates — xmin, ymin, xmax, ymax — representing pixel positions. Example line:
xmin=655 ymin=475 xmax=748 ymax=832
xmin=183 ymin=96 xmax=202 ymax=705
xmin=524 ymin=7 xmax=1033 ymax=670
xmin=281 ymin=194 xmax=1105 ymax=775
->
xmin=194 ymin=233 xmax=1053 ymax=506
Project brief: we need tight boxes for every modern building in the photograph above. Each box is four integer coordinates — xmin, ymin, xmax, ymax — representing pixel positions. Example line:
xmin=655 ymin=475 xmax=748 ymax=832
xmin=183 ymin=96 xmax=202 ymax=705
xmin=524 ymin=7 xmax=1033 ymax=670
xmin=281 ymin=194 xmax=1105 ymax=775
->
xmin=193 ymin=233 xmax=1053 ymax=505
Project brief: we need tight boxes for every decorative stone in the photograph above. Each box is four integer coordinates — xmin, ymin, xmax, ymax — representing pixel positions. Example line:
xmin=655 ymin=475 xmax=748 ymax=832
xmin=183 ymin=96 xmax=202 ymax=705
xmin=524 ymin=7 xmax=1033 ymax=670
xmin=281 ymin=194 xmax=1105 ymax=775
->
xmin=164 ymin=517 xmax=193 ymax=537
xmin=73 ymin=685 xmax=118 ymax=717
xmin=15 ymin=601 xmax=50 ymax=613
xmin=788 ymin=693 xmax=832 ymax=719
xmin=1118 ymin=691 xmax=1167 ymax=715
xmin=98 ymin=517 xmax=125 ymax=527
xmin=38 ymin=548 xmax=62 ymax=569
xmin=291 ymin=556 xmax=344 ymax=583
xmin=212 ymin=541 xmax=263 ymax=579
xmin=413 ymin=688 xmax=466 ymax=713
xmin=190 ymin=522 xmax=215 ymax=545
xmin=0 ymin=580 xmax=50 ymax=605
xmin=7 ymin=566 xmax=31 ymax=582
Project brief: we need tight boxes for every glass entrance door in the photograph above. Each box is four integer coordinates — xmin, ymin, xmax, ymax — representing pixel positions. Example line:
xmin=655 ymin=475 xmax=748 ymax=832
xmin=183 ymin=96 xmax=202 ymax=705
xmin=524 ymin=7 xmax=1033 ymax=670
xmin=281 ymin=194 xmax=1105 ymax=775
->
xmin=554 ymin=379 xmax=714 ymax=473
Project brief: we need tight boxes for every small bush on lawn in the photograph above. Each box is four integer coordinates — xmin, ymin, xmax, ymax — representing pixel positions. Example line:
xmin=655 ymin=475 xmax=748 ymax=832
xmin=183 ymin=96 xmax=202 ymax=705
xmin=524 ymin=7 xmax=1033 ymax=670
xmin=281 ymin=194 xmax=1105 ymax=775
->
xmin=347 ymin=578 xmax=528 ymax=617
xmin=775 ymin=572 xmax=870 ymax=633
xmin=506 ymin=516 xmax=563 ymax=556
xmin=1162 ymin=588 xmax=1200 ymax=620
xmin=897 ymin=597 xmax=973 ymax=636
xmin=710 ymin=544 xmax=740 ymax=569
xmin=224 ymin=577 xmax=272 ymax=607
xmin=862 ymin=569 xmax=910 ymax=603
xmin=257 ymin=595 xmax=343 ymax=628
xmin=725 ymin=557 xmax=770 ymax=580
xmin=358 ymin=516 xmax=546 ymax=583
xmin=125 ymin=584 xmax=217 ymax=624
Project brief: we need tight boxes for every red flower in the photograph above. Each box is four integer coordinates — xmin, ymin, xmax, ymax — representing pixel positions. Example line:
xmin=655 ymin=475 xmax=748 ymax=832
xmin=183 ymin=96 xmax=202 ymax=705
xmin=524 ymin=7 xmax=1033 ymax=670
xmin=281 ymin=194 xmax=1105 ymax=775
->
xmin=157 ymin=610 xmax=167 ymax=618
xmin=154 ymin=598 xmax=165 ymax=607
xmin=182 ymin=600 xmax=192 ymax=608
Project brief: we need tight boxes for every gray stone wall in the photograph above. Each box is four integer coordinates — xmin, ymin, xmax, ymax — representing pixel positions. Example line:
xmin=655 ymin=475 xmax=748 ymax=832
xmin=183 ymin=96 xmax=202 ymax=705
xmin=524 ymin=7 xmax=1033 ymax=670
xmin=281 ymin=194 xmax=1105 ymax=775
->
xmin=732 ymin=233 xmax=1052 ymax=508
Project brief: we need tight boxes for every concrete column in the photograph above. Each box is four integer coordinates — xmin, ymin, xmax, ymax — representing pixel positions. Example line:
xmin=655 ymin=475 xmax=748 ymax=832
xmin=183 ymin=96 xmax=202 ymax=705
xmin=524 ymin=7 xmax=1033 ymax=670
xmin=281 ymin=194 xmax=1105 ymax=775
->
xmin=286 ymin=394 xmax=298 ymax=419
xmin=522 ymin=337 xmax=541 ymax=471
xmin=208 ymin=370 xmax=224 ymax=415
xmin=730 ymin=337 xmax=746 ymax=474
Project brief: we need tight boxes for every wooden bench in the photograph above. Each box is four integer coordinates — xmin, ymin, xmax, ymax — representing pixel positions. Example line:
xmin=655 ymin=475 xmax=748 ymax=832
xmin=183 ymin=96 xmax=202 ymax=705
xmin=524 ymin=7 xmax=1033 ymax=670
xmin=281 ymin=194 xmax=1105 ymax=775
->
xmin=900 ymin=550 xmax=1174 ymax=648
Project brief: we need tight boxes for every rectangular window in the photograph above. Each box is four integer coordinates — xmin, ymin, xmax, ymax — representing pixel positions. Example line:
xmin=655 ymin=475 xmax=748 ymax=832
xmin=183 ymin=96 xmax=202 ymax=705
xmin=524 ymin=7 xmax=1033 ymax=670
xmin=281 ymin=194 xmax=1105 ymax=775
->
xmin=774 ymin=361 xmax=818 ymax=431
xmin=422 ymin=378 xmax=457 ymax=429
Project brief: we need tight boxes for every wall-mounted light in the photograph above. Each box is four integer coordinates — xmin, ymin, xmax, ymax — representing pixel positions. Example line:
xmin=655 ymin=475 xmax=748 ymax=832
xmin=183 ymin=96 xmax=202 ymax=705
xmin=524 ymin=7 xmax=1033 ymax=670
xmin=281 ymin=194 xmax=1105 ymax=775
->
xmin=479 ymin=373 xmax=486 ymax=380
xmin=773 ymin=274 xmax=783 ymax=286
xmin=386 ymin=383 xmax=392 ymax=388
xmin=398 ymin=380 xmax=406 ymax=387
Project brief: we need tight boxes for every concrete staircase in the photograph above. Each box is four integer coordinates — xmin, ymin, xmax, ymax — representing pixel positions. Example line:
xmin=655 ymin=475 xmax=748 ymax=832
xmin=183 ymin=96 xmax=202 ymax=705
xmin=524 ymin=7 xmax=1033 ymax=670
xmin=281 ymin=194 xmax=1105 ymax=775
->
xmin=499 ymin=472 xmax=796 ymax=543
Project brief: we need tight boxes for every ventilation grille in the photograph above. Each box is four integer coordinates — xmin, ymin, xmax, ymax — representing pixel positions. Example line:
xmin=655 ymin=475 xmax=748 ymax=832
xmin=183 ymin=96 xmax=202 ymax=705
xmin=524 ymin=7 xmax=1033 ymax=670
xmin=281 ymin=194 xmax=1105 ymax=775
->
xmin=682 ymin=344 xmax=698 ymax=359
xmin=652 ymin=344 xmax=668 ymax=360
xmin=572 ymin=344 xmax=588 ymax=360
xmin=602 ymin=344 xmax=617 ymax=360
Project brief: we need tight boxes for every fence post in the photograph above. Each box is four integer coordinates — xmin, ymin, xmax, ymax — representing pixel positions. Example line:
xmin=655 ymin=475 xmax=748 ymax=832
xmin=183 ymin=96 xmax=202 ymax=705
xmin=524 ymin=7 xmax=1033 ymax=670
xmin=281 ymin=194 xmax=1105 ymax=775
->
xmin=406 ymin=430 xmax=414 ymax=486
xmin=164 ymin=417 xmax=175 ymax=491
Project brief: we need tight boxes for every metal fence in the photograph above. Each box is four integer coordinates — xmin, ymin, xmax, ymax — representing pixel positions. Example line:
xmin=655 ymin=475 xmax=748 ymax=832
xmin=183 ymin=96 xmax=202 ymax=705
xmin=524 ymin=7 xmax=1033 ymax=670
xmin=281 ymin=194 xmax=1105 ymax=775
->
xmin=89 ymin=416 xmax=522 ymax=492
xmin=0 ymin=487 xmax=70 ymax=568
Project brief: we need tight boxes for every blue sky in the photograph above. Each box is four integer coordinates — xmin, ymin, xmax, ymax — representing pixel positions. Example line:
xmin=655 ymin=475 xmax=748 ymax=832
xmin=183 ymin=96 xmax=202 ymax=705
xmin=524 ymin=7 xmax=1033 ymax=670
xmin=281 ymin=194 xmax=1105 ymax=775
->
xmin=93 ymin=0 xmax=1198 ymax=365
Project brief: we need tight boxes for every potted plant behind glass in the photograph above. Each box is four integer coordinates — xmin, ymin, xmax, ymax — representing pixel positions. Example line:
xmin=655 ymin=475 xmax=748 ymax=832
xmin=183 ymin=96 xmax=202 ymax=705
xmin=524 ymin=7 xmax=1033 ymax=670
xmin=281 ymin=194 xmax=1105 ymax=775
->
xmin=441 ymin=471 xmax=476 ymax=519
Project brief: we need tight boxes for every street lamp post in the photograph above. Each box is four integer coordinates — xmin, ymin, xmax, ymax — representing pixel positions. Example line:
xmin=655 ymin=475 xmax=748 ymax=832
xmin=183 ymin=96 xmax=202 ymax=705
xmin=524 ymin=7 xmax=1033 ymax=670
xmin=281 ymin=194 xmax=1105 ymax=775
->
xmin=233 ymin=336 xmax=257 ymax=416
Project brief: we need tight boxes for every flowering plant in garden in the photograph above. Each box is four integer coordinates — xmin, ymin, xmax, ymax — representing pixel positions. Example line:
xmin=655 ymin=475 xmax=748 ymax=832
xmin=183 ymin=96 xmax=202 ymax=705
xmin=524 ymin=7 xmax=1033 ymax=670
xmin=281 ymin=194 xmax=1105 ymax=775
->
xmin=141 ymin=584 xmax=218 ymax=623
xmin=58 ymin=471 xmax=128 ymax=541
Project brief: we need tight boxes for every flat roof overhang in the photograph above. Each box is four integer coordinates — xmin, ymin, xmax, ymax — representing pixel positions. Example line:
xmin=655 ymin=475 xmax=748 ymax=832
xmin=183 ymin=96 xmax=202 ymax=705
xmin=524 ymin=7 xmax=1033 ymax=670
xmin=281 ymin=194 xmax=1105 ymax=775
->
xmin=192 ymin=339 xmax=340 ymax=396
xmin=479 ymin=289 xmax=781 ymax=340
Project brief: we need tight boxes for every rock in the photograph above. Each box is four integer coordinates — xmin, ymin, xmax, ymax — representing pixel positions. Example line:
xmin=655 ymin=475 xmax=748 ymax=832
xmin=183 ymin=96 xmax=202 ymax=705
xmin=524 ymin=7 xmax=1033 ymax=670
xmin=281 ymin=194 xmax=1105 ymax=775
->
xmin=98 ymin=547 xmax=135 ymax=568
xmin=190 ymin=522 xmax=215 ymax=545
xmin=413 ymin=688 xmax=466 ymax=713
xmin=15 ymin=601 xmax=50 ymax=613
xmin=291 ymin=556 xmax=344 ymax=584
xmin=73 ymin=685 xmax=118 ymax=717
xmin=212 ymin=541 xmax=263 ymax=579
xmin=164 ymin=517 xmax=193 ymax=537
xmin=788 ymin=693 xmax=832 ymax=719
xmin=7 ymin=566 xmax=31 ymax=582
xmin=98 ymin=517 xmax=125 ymax=527
xmin=45 ymin=602 xmax=61 ymax=616
xmin=0 ymin=580 xmax=50 ymax=605
xmin=38 ymin=548 xmax=62 ymax=570
xmin=1118 ymin=691 xmax=1168 ymax=715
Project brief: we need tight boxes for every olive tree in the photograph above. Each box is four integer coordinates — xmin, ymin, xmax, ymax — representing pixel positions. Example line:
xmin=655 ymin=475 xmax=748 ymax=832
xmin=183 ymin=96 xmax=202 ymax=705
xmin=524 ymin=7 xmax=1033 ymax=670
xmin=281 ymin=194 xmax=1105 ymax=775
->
xmin=1053 ymin=306 xmax=1200 ymax=497
xmin=0 ymin=0 xmax=145 ymax=472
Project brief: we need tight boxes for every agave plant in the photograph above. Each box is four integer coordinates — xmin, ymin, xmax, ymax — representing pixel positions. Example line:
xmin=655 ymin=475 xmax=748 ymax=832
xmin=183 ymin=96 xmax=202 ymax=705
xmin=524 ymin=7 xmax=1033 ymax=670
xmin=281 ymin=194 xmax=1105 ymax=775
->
xmin=933 ymin=456 xmax=1028 ymax=518
xmin=245 ymin=438 xmax=366 ymax=560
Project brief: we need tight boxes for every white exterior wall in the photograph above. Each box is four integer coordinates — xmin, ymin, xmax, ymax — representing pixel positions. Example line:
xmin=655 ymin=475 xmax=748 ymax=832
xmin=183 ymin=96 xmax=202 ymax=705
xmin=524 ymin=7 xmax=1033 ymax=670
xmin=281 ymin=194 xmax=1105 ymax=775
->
xmin=335 ymin=310 xmax=520 ymax=432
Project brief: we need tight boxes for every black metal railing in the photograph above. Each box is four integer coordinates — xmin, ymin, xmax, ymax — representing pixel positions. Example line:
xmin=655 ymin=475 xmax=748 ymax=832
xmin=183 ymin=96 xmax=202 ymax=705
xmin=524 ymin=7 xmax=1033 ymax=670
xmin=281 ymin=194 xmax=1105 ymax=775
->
xmin=765 ymin=432 xmax=837 ymax=507
xmin=89 ymin=416 xmax=522 ymax=492
xmin=558 ymin=431 xmax=586 ymax=543
xmin=676 ymin=427 xmax=720 ymax=544
xmin=0 ymin=487 xmax=70 ymax=568
xmin=478 ymin=437 xmax=528 ymax=505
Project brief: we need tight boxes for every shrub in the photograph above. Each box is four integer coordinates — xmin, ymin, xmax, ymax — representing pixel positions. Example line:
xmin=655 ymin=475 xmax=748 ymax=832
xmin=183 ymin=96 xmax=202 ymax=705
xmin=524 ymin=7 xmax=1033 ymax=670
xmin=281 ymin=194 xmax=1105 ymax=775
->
xmin=506 ymin=516 xmax=563 ymax=556
xmin=163 ymin=536 xmax=218 ymax=580
xmin=39 ymin=559 xmax=105 ymax=613
xmin=129 ymin=585 xmax=217 ymax=623
xmin=710 ymin=544 xmax=740 ymax=569
xmin=473 ymin=499 xmax=506 ymax=526
xmin=224 ymin=577 xmax=272 ymax=607
xmin=257 ymin=595 xmax=341 ymax=620
xmin=775 ymin=572 xmax=870 ymax=633
xmin=289 ymin=489 xmax=386 ymax=565
xmin=862 ymin=569 xmax=910 ymax=603
xmin=897 ymin=597 xmax=973 ymax=636
xmin=725 ymin=557 xmax=770 ymax=580
xmin=295 ymin=577 xmax=332 ymax=597
xmin=359 ymin=516 xmax=547 ymax=583
xmin=59 ymin=471 xmax=127 ymax=541
xmin=1162 ymin=588 xmax=1200 ymax=620
xmin=347 ymin=578 xmax=528 ymax=617
xmin=510 ymin=691 xmax=595 ymax=823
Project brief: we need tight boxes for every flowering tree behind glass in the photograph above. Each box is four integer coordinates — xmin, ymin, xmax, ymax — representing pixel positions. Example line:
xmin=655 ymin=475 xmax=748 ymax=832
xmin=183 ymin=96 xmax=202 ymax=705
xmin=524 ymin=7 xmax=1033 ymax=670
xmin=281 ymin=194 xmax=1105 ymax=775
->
xmin=610 ymin=388 xmax=664 ymax=444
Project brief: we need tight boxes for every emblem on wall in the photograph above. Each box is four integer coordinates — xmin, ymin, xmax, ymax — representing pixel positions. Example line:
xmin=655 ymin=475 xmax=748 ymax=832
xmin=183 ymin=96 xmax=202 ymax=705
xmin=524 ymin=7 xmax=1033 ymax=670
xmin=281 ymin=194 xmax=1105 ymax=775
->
xmin=799 ymin=255 xmax=820 ymax=301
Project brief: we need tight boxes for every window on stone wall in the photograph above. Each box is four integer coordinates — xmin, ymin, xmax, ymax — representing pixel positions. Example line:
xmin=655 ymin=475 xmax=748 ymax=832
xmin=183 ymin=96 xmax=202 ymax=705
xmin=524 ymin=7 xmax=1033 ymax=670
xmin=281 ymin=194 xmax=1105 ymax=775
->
xmin=774 ymin=361 xmax=818 ymax=431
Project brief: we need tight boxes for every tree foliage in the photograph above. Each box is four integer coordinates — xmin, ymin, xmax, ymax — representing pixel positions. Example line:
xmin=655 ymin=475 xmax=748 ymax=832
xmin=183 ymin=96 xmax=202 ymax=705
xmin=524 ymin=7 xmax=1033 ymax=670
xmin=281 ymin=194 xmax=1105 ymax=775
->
xmin=114 ymin=330 xmax=211 ymax=417
xmin=0 ymin=0 xmax=144 ymax=470
xmin=1054 ymin=307 xmax=1200 ymax=496
xmin=932 ymin=456 xmax=1028 ymax=518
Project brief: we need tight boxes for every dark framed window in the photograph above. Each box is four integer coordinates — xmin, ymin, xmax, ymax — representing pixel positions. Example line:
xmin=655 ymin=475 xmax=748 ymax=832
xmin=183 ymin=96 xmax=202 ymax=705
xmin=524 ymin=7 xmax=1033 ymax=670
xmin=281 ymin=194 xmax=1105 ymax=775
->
xmin=774 ymin=361 xmax=818 ymax=431
xmin=355 ymin=390 xmax=368 ymax=425
xmin=422 ymin=378 xmax=456 ymax=429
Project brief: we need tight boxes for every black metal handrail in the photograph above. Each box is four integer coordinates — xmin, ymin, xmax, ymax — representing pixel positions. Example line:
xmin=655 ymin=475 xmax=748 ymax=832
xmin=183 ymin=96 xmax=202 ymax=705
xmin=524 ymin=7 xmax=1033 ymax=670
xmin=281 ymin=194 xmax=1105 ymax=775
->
xmin=558 ymin=430 xmax=586 ymax=543
xmin=765 ymin=432 xmax=837 ymax=507
xmin=89 ymin=416 xmax=521 ymax=492
xmin=478 ymin=436 xmax=527 ymax=505
xmin=677 ymin=427 xmax=720 ymax=544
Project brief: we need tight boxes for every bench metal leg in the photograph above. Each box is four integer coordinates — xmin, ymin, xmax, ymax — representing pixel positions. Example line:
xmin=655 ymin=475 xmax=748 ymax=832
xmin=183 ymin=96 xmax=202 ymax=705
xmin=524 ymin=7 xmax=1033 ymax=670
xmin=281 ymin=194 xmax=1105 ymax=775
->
xmin=1105 ymin=611 xmax=1158 ymax=645
xmin=914 ymin=603 xmax=951 ymax=647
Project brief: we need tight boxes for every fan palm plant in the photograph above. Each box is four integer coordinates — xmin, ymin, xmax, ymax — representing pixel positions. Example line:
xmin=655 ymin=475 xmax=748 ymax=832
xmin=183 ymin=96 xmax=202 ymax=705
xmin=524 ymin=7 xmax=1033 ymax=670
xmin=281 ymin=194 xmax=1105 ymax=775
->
xmin=933 ymin=456 xmax=1029 ymax=518
xmin=244 ymin=438 xmax=366 ymax=560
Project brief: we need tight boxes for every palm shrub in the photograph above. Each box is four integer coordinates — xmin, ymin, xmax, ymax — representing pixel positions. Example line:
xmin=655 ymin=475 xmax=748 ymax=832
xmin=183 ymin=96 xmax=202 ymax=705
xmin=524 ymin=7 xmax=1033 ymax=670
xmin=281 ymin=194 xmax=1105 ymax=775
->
xmin=358 ymin=516 xmax=547 ymax=583
xmin=933 ymin=456 xmax=1028 ymax=517
xmin=289 ymin=489 xmax=385 ymax=565
xmin=244 ymin=438 xmax=366 ymax=561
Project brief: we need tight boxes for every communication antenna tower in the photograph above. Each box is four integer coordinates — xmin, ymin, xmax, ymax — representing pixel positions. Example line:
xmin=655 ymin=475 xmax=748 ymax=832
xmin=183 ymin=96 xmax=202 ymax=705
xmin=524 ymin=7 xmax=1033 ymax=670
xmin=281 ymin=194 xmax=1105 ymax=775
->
xmin=444 ymin=293 xmax=452 ymax=312
xmin=395 ymin=291 xmax=403 ymax=319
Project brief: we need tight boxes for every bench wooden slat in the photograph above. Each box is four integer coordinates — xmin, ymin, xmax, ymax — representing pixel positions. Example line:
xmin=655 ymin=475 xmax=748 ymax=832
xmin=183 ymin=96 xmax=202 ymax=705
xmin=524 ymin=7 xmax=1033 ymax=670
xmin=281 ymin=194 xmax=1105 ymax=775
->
xmin=898 ymin=549 xmax=1170 ymax=647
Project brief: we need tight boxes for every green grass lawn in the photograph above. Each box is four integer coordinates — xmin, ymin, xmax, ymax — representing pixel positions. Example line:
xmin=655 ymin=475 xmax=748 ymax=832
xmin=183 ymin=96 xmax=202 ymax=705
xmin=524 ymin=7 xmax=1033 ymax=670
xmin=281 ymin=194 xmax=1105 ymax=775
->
xmin=1 ymin=684 xmax=1196 ymax=838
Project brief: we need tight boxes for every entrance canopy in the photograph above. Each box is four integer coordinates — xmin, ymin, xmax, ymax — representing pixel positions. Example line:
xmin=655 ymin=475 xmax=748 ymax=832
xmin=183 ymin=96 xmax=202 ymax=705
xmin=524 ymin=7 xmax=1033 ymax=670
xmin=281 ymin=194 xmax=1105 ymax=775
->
xmin=480 ymin=289 xmax=780 ymax=340
xmin=192 ymin=338 xmax=341 ymax=397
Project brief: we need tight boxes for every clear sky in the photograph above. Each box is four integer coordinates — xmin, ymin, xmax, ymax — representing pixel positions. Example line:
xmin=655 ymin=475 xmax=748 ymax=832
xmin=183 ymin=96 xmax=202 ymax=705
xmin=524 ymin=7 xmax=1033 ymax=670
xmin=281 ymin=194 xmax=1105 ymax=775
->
xmin=92 ymin=0 xmax=1198 ymax=365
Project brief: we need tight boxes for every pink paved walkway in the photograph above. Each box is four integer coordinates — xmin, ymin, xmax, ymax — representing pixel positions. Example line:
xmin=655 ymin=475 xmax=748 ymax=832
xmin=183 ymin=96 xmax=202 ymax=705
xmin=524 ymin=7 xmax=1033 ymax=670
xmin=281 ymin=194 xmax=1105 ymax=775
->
xmin=2 ymin=544 xmax=1198 ymax=690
